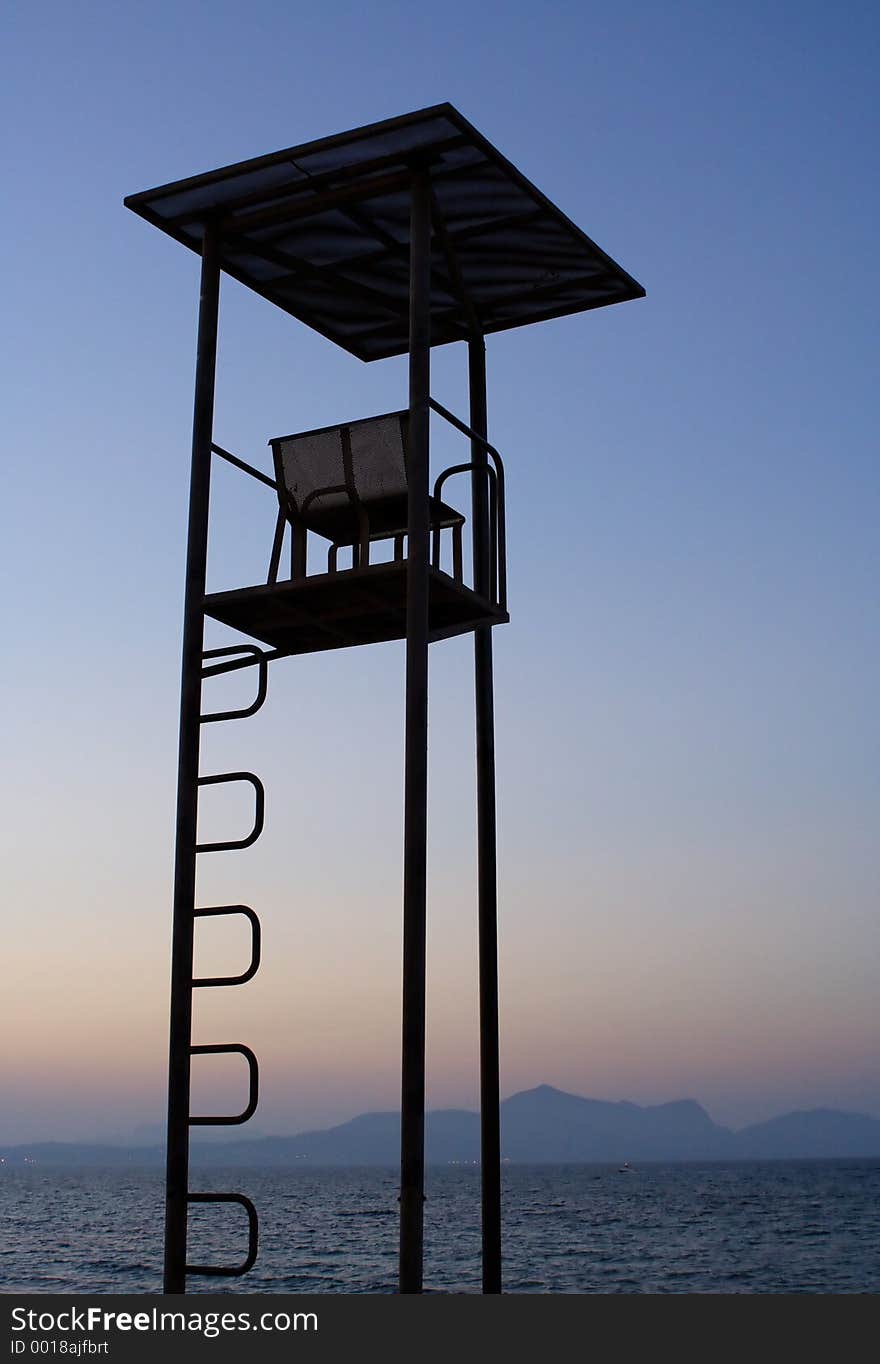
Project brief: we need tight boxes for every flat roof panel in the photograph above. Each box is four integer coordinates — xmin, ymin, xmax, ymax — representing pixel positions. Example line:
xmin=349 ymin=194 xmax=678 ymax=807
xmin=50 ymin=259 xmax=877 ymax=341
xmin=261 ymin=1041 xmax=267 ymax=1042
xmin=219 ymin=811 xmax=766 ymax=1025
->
xmin=125 ymin=104 xmax=644 ymax=361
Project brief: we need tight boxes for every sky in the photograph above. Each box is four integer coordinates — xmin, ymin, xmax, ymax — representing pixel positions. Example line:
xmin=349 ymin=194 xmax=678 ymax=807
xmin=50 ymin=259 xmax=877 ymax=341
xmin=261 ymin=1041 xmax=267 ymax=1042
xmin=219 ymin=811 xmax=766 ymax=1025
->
xmin=2 ymin=0 xmax=878 ymax=1145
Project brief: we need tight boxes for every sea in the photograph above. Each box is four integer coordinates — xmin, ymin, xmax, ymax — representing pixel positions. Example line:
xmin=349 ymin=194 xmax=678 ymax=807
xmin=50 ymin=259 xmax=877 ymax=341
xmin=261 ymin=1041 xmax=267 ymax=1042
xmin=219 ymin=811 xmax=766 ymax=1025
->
xmin=1 ymin=1161 xmax=878 ymax=1294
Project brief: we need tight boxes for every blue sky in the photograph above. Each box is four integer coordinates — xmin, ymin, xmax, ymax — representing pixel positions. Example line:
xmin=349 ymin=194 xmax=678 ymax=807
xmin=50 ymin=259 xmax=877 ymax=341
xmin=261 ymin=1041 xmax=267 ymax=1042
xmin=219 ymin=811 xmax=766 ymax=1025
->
xmin=2 ymin=0 xmax=878 ymax=1142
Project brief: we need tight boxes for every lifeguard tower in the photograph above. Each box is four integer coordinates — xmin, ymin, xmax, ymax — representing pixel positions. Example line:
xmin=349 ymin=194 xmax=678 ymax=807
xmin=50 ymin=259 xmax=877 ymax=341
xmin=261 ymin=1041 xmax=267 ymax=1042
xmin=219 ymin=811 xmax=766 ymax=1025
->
xmin=125 ymin=104 xmax=643 ymax=1295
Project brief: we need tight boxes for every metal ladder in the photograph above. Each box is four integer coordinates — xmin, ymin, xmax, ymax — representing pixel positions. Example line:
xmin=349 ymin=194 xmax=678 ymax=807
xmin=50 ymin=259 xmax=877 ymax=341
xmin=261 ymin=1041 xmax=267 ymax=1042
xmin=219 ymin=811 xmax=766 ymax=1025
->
xmin=166 ymin=642 xmax=268 ymax=1286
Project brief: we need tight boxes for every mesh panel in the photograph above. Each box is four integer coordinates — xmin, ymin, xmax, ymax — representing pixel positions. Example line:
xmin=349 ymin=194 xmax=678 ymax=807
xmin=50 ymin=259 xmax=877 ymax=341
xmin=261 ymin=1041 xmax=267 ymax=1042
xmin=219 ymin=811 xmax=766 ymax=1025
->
xmin=348 ymin=414 xmax=407 ymax=500
xmin=278 ymin=427 xmax=346 ymax=511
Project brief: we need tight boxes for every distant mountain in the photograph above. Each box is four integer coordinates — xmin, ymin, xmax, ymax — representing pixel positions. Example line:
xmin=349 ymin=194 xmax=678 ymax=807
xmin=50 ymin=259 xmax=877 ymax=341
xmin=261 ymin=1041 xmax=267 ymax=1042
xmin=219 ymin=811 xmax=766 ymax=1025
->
xmin=734 ymin=1108 xmax=880 ymax=1159
xmin=498 ymin=1086 xmax=736 ymax=1162
xmin=0 ymin=1141 xmax=162 ymax=1167
xmin=3 ymin=1087 xmax=879 ymax=1166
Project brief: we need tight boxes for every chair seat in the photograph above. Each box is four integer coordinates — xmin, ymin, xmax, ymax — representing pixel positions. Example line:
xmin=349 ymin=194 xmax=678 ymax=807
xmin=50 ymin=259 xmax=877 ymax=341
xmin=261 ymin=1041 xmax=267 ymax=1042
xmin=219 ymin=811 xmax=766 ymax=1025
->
xmin=302 ymin=493 xmax=464 ymax=546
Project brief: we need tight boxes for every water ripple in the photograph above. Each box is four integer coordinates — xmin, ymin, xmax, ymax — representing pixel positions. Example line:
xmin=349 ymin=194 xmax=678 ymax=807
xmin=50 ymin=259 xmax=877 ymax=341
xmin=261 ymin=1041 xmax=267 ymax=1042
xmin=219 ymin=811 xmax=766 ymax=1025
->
xmin=0 ymin=1160 xmax=878 ymax=1293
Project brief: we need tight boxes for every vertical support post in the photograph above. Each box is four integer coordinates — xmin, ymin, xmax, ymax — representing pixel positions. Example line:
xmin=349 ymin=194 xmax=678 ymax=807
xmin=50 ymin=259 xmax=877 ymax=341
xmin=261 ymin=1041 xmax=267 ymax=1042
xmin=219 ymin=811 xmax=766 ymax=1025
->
xmin=291 ymin=514 xmax=307 ymax=579
xmin=164 ymin=225 xmax=221 ymax=1294
xmin=399 ymin=167 xmax=432 ymax=1294
xmin=469 ymin=336 xmax=502 ymax=1293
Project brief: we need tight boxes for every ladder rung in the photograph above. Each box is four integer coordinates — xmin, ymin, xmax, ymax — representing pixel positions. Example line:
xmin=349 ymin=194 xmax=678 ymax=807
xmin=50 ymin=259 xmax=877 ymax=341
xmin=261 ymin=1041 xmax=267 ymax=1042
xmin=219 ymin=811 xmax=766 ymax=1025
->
xmin=195 ymin=772 xmax=264 ymax=852
xmin=186 ymin=1192 xmax=258 ymax=1276
xmin=193 ymin=906 xmax=261 ymax=987
xmin=200 ymin=645 xmax=268 ymax=722
xmin=189 ymin=1043 xmax=259 ymax=1125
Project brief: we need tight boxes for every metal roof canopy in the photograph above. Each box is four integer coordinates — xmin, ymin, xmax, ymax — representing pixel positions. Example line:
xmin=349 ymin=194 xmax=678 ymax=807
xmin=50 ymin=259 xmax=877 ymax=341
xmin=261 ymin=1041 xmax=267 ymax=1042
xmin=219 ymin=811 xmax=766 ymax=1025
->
xmin=124 ymin=103 xmax=644 ymax=362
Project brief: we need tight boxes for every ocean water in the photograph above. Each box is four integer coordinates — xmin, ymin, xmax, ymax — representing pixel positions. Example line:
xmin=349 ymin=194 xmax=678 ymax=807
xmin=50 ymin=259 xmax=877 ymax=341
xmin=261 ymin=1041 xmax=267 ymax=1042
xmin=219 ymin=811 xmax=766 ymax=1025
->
xmin=1 ymin=1161 xmax=878 ymax=1294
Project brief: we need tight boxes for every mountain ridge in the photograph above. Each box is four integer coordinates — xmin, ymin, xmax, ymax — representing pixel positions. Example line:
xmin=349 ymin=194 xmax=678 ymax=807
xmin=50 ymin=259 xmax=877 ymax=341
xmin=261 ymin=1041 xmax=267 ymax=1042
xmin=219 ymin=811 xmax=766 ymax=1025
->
xmin=3 ymin=1085 xmax=879 ymax=1166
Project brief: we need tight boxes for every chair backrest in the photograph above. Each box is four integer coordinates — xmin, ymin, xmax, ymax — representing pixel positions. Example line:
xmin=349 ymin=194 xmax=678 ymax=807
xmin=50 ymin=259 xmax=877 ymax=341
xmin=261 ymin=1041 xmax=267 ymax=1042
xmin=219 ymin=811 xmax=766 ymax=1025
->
xmin=271 ymin=411 xmax=410 ymax=541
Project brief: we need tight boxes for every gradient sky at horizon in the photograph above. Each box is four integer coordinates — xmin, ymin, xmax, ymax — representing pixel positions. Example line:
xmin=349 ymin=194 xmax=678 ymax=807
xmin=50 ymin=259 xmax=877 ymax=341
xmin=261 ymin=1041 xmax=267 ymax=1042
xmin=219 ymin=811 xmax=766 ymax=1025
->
xmin=2 ymin=0 xmax=878 ymax=1145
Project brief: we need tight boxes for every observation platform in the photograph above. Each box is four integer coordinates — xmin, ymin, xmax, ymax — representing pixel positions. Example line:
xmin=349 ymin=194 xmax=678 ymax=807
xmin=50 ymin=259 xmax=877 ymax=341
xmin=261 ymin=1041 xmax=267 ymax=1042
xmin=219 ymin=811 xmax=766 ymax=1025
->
xmin=204 ymin=561 xmax=507 ymax=656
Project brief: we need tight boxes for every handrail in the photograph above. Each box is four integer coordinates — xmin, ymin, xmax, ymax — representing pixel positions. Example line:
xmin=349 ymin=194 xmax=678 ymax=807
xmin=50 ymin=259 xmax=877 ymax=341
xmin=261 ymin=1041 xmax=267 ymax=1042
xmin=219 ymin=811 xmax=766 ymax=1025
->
xmin=299 ymin=482 xmax=371 ymax=569
xmin=427 ymin=398 xmax=506 ymax=478
xmin=299 ymin=481 xmax=349 ymax=516
xmin=211 ymin=442 xmax=286 ymax=583
xmin=428 ymin=398 xmax=506 ymax=610
xmin=433 ymin=461 xmax=499 ymax=605
xmin=201 ymin=647 xmax=288 ymax=679
xmin=211 ymin=443 xmax=277 ymax=491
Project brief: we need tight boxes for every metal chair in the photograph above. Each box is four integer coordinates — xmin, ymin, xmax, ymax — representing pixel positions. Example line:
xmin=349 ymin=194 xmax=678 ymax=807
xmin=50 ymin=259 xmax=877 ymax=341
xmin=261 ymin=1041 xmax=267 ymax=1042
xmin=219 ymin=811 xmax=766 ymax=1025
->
xmin=269 ymin=411 xmax=464 ymax=579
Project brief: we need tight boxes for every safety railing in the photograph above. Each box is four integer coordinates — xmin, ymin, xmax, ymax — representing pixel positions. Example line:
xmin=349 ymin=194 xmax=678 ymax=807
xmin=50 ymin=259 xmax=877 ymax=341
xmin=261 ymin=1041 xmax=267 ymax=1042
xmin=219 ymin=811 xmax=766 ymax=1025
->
xmin=210 ymin=425 xmax=505 ymax=611
xmin=428 ymin=397 xmax=507 ymax=611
